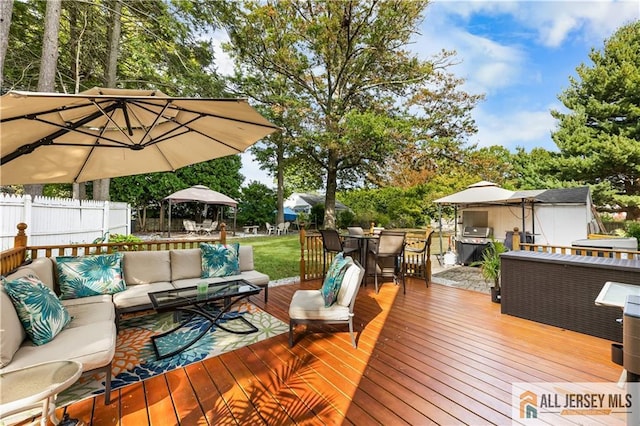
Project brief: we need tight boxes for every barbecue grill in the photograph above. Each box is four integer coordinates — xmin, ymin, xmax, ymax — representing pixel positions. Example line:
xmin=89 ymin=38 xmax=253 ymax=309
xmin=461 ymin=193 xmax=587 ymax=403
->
xmin=456 ymin=226 xmax=493 ymax=265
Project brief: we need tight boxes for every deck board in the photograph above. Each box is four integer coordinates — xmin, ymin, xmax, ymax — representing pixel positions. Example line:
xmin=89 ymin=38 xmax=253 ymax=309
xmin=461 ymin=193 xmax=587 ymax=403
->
xmin=53 ymin=277 xmax=621 ymax=425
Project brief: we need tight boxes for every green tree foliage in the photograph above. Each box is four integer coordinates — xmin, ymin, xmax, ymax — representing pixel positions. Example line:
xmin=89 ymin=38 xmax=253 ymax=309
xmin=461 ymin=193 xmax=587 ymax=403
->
xmin=237 ymin=181 xmax=276 ymax=228
xmin=110 ymin=156 xmax=243 ymax=231
xmin=339 ymin=185 xmax=431 ymax=229
xmin=551 ymin=21 xmax=640 ymax=218
xmin=219 ymin=0 xmax=464 ymax=229
xmin=3 ymin=0 xmax=226 ymax=95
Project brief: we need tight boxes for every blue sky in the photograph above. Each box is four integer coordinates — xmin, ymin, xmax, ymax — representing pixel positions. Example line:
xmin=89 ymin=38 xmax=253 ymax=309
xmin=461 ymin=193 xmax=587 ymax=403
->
xmin=218 ymin=0 xmax=640 ymax=187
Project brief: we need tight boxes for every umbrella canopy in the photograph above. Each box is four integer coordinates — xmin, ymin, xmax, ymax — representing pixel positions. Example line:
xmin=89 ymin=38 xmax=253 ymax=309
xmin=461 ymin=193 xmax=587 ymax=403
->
xmin=164 ymin=185 xmax=237 ymax=207
xmin=164 ymin=185 xmax=238 ymax=237
xmin=434 ymin=181 xmax=515 ymax=205
xmin=0 ymin=87 xmax=279 ymax=184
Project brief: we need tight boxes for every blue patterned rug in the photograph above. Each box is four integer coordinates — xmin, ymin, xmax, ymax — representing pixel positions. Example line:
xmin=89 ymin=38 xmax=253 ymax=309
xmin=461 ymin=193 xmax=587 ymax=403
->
xmin=58 ymin=302 xmax=288 ymax=406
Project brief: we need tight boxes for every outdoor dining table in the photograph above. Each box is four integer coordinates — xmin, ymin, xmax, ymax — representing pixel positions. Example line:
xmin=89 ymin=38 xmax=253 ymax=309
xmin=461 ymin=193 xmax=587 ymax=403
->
xmin=344 ymin=234 xmax=379 ymax=280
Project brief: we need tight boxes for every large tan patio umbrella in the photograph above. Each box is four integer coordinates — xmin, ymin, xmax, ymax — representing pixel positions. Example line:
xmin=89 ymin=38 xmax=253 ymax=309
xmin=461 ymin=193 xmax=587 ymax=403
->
xmin=0 ymin=87 xmax=279 ymax=184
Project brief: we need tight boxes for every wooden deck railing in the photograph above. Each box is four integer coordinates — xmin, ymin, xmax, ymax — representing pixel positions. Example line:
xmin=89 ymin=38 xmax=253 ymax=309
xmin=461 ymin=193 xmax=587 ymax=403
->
xmin=520 ymin=243 xmax=639 ymax=259
xmin=299 ymin=227 xmax=433 ymax=282
xmin=0 ymin=223 xmax=227 ymax=276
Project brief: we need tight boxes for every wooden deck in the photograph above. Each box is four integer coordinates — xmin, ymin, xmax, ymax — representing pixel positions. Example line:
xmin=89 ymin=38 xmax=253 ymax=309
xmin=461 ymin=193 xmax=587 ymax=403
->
xmin=55 ymin=277 xmax=621 ymax=425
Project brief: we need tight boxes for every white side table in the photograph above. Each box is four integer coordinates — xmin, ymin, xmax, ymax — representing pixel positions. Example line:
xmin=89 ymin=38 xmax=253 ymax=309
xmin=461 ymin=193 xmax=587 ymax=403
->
xmin=0 ymin=360 xmax=82 ymax=426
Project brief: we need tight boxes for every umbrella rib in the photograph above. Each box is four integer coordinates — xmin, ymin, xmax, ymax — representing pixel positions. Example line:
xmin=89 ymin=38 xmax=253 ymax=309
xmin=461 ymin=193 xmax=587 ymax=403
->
xmin=1 ymin=102 xmax=121 ymax=165
xmin=133 ymin=98 xmax=281 ymax=131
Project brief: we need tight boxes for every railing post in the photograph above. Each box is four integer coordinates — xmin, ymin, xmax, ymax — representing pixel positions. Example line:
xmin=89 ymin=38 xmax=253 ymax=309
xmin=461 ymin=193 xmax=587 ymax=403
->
xmin=512 ymin=227 xmax=521 ymax=251
xmin=300 ymin=223 xmax=306 ymax=282
xmin=15 ymin=223 xmax=28 ymax=248
xmin=220 ymin=223 xmax=227 ymax=244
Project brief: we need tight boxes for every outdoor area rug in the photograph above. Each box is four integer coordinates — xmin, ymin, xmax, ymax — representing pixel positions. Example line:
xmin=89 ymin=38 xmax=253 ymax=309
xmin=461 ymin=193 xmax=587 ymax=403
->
xmin=58 ymin=301 xmax=288 ymax=407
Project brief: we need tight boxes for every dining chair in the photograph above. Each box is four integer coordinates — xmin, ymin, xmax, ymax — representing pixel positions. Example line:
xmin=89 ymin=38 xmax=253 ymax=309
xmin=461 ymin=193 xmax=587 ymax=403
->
xmin=404 ymin=229 xmax=434 ymax=286
xmin=369 ymin=230 xmax=406 ymax=294
xmin=347 ymin=226 xmax=364 ymax=236
xmin=319 ymin=229 xmax=359 ymax=278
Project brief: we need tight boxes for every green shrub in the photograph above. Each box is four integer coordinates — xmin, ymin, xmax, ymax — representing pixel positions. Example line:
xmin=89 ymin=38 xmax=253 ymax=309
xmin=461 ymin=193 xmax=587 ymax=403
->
xmin=625 ymin=222 xmax=640 ymax=249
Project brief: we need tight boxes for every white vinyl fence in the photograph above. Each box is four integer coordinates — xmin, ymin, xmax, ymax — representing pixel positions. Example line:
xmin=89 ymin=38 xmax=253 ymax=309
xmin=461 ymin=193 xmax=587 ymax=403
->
xmin=1 ymin=194 xmax=131 ymax=250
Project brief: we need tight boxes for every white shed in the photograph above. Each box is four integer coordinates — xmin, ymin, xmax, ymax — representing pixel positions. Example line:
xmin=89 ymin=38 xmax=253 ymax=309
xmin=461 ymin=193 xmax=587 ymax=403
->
xmin=434 ymin=182 xmax=596 ymax=247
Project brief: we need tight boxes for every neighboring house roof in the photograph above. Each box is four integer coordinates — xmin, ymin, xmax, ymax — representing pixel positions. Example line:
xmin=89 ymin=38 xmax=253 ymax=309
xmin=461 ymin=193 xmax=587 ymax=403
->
xmin=533 ymin=187 xmax=590 ymax=204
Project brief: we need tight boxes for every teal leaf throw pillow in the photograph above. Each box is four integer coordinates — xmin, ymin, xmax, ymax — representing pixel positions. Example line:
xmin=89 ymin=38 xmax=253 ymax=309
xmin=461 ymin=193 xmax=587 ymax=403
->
xmin=201 ymin=243 xmax=240 ymax=278
xmin=321 ymin=253 xmax=353 ymax=307
xmin=3 ymin=275 xmax=71 ymax=346
xmin=56 ymin=253 xmax=125 ymax=300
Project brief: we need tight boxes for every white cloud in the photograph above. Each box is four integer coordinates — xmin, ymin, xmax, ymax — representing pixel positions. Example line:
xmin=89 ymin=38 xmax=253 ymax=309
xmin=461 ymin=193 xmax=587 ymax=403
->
xmin=211 ymin=30 xmax=234 ymax=76
xmin=471 ymin=104 xmax=560 ymax=150
xmin=432 ymin=0 xmax=640 ymax=48
xmin=240 ymin=151 xmax=274 ymax=188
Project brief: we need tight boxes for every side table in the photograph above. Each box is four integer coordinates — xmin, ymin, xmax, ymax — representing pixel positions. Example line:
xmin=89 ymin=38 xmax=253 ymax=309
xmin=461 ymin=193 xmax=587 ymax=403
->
xmin=0 ymin=360 xmax=82 ymax=426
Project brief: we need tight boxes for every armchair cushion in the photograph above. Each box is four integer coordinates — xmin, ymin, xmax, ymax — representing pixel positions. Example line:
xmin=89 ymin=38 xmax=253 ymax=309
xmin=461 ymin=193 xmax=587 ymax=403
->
xmin=3 ymin=275 xmax=71 ymax=346
xmin=320 ymin=253 xmax=353 ymax=307
xmin=56 ymin=253 xmax=125 ymax=299
xmin=200 ymin=242 xmax=240 ymax=278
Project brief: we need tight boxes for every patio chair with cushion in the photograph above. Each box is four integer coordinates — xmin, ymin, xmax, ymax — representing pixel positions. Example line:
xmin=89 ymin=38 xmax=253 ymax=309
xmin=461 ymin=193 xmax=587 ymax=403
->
xmin=319 ymin=229 xmax=359 ymax=278
xmin=288 ymin=257 xmax=365 ymax=348
xmin=183 ymin=219 xmax=199 ymax=236
xmin=200 ymin=220 xmax=217 ymax=236
xmin=369 ymin=230 xmax=406 ymax=294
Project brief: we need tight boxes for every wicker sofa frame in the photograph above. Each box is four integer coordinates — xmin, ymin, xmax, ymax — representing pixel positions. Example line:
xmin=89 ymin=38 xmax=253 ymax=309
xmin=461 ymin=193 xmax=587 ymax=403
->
xmin=500 ymin=251 xmax=640 ymax=342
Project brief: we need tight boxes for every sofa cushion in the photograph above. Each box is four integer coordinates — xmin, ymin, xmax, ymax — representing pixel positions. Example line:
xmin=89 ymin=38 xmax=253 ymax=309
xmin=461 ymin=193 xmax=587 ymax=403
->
xmin=2 ymin=320 xmax=116 ymax=373
xmin=112 ymin=282 xmax=175 ymax=310
xmin=200 ymin=243 xmax=240 ymax=278
xmin=170 ymin=248 xmax=201 ymax=281
xmin=3 ymin=275 xmax=71 ymax=346
xmin=64 ymin=300 xmax=115 ymax=327
xmin=0 ymin=285 xmax=26 ymax=367
xmin=56 ymin=253 xmax=125 ymax=299
xmin=4 ymin=258 xmax=56 ymax=293
xmin=321 ymin=253 xmax=352 ymax=307
xmin=123 ymin=250 xmax=171 ymax=285
xmin=238 ymin=245 xmax=254 ymax=271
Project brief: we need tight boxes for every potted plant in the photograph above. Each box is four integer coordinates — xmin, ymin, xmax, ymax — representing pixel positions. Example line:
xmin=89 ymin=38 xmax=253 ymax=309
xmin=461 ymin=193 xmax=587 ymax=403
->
xmin=472 ymin=239 xmax=508 ymax=303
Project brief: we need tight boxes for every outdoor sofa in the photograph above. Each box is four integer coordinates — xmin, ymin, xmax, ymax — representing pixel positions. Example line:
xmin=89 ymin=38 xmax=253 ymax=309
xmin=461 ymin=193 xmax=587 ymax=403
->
xmin=0 ymin=244 xmax=269 ymax=405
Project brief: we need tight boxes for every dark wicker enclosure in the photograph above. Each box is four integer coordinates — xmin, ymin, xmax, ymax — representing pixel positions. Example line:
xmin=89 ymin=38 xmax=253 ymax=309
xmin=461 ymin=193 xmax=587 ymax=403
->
xmin=500 ymin=251 xmax=640 ymax=342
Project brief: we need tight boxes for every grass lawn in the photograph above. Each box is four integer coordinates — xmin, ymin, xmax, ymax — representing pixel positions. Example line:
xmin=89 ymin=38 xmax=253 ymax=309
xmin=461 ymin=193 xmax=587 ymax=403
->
xmin=228 ymin=234 xmax=300 ymax=281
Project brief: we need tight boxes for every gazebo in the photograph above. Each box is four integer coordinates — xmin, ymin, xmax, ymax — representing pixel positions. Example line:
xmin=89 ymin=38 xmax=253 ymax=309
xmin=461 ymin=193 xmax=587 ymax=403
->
xmin=164 ymin=185 xmax=238 ymax=237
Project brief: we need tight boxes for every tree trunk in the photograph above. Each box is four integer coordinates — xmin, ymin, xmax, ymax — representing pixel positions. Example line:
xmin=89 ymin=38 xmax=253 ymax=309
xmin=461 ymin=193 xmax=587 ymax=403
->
xmin=92 ymin=0 xmax=122 ymax=202
xmin=323 ymin=151 xmax=338 ymax=229
xmin=0 ymin=0 xmax=13 ymax=88
xmin=38 ymin=0 xmax=61 ymax=91
xmin=24 ymin=0 xmax=61 ymax=198
xmin=276 ymin=144 xmax=285 ymax=225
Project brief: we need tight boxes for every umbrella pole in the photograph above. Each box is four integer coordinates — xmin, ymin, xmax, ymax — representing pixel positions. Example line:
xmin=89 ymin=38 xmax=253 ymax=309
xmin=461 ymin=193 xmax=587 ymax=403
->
xmin=438 ymin=204 xmax=443 ymax=265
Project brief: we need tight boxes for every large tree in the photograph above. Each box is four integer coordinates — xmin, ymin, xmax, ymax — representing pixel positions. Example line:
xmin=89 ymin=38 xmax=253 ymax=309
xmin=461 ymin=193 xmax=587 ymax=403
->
xmin=220 ymin=0 xmax=459 ymax=228
xmin=551 ymin=20 xmax=640 ymax=219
